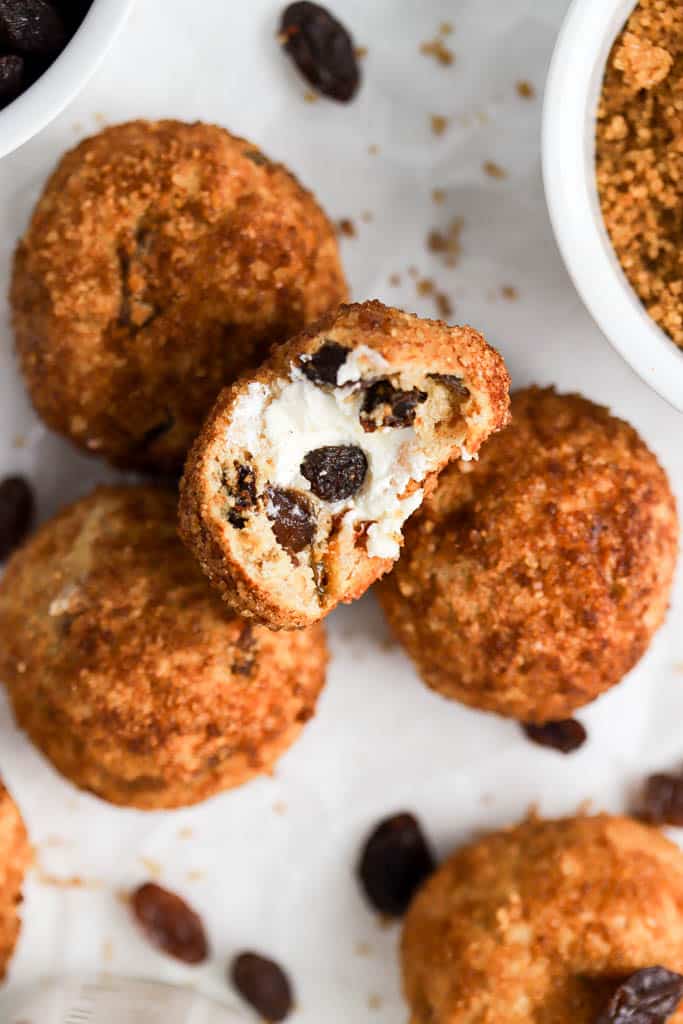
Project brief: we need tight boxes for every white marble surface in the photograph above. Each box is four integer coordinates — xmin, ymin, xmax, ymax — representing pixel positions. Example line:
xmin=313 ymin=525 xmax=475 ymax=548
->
xmin=0 ymin=0 xmax=681 ymax=1020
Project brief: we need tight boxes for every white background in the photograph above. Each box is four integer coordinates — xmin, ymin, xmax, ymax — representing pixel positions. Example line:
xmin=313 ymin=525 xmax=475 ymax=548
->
xmin=0 ymin=0 xmax=682 ymax=1020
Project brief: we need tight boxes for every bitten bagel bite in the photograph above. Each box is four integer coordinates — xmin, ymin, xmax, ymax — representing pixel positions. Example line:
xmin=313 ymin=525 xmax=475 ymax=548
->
xmin=402 ymin=815 xmax=683 ymax=1024
xmin=179 ymin=300 xmax=511 ymax=630
xmin=0 ymin=486 xmax=327 ymax=809
xmin=0 ymin=782 xmax=30 ymax=981
xmin=10 ymin=119 xmax=347 ymax=472
xmin=379 ymin=387 xmax=678 ymax=722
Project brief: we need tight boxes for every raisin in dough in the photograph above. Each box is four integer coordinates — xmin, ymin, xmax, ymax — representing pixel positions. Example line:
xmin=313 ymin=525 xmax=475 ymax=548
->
xmin=179 ymin=301 xmax=511 ymax=629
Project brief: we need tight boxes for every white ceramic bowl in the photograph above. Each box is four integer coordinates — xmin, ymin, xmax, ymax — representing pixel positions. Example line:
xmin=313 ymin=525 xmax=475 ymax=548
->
xmin=0 ymin=0 xmax=134 ymax=161
xmin=543 ymin=0 xmax=683 ymax=412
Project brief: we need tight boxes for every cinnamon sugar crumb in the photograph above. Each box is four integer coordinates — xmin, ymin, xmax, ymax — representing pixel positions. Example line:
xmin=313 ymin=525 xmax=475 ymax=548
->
xmin=139 ymin=856 xmax=162 ymax=879
xmin=436 ymin=292 xmax=453 ymax=319
xmin=427 ymin=217 xmax=463 ymax=267
xmin=420 ymin=38 xmax=455 ymax=67
xmin=368 ymin=994 xmax=383 ymax=1010
xmin=431 ymin=188 xmax=446 ymax=204
xmin=355 ymin=46 xmax=368 ymax=59
xmin=501 ymin=285 xmax=519 ymax=301
xmin=417 ymin=278 xmax=434 ymax=296
xmin=439 ymin=21 xmax=454 ymax=36
xmin=368 ymin=144 xmax=380 ymax=156
xmin=516 ymin=80 xmax=535 ymax=99
xmin=388 ymin=273 xmax=401 ymax=287
xmin=430 ymin=115 xmax=449 ymax=136
xmin=303 ymin=91 xmax=318 ymax=103
xmin=483 ymin=160 xmax=506 ymax=179
xmin=336 ymin=218 xmax=356 ymax=238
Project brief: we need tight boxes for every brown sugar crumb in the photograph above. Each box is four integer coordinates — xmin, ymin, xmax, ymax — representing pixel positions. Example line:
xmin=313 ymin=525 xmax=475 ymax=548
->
xmin=102 ymin=939 xmax=114 ymax=963
xmin=139 ymin=856 xmax=162 ymax=879
xmin=420 ymin=38 xmax=455 ymax=67
xmin=355 ymin=941 xmax=373 ymax=956
xmin=431 ymin=187 xmax=446 ymax=204
xmin=483 ymin=160 xmax=506 ymax=179
xmin=427 ymin=217 xmax=463 ymax=267
xmin=439 ymin=21 xmax=454 ymax=36
xmin=435 ymin=291 xmax=453 ymax=319
xmin=303 ymin=90 xmax=319 ymax=103
xmin=361 ymin=210 xmax=373 ymax=223
xmin=430 ymin=115 xmax=449 ymax=136
xmin=368 ymin=993 xmax=383 ymax=1010
xmin=596 ymin=0 xmax=683 ymax=348
xmin=336 ymin=218 xmax=356 ymax=238
xmin=388 ymin=273 xmax=401 ymax=287
xmin=368 ymin=143 xmax=380 ymax=155
xmin=417 ymin=278 xmax=434 ymax=296
xmin=272 ymin=799 xmax=288 ymax=814
xmin=516 ymin=79 xmax=535 ymax=99
xmin=501 ymin=285 xmax=519 ymax=301
xmin=407 ymin=265 xmax=419 ymax=279
xmin=177 ymin=826 xmax=194 ymax=840
xmin=186 ymin=869 xmax=205 ymax=882
xmin=355 ymin=46 xmax=368 ymax=59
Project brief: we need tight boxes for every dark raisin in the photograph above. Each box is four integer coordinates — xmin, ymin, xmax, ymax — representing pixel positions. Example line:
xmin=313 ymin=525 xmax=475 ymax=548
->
xmin=300 ymin=445 xmax=367 ymax=502
xmin=640 ymin=773 xmax=683 ymax=826
xmin=0 ymin=0 xmax=65 ymax=55
xmin=357 ymin=812 xmax=435 ymax=917
xmin=596 ymin=967 xmax=683 ymax=1024
xmin=279 ymin=1 xmax=360 ymax=102
xmin=0 ymin=476 xmax=34 ymax=561
xmin=428 ymin=373 xmax=470 ymax=398
xmin=0 ymin=53 xmax=22 ymax=105
xmin=301 ymin=341 xmax=349 ymax=385
xmin=231 ymin=952 xmax=293 ymax=1022
xmin=232 ymin=622 xmax=257 ymax=677
xmin=360 ymin=380 xmax=427 ymax=432
xmin=131 ymin=883 xmax=209 ymax=964
xmin=522 ymin=719 xmax=587 ymax=754
xmin=267 ymin=487 xmax=316 ymax=553
xmin=225 ymin=462 xmax=258 ymax=529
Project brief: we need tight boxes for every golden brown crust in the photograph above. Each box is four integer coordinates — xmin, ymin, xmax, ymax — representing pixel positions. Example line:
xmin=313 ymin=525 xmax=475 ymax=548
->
xmin=179 ymin=300 xmax=511 ymax=630
xmin=0 ymin=486 xmax=327 ymax=809
xmin=402 ymin=814 xmax=683 ymax=1024
xmin=10 ymin=119 xmax=347 ymax=472
xmin=378 ymin=387 xmax=678 ymax=722
xmin=0 ymin=783 xmax=30 ymax=981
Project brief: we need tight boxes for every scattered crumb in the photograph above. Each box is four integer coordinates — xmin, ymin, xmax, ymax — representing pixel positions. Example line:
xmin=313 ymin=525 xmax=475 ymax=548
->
xmin=336 ymin=218 xmax=356 ymax=238
xmin=355 ymin=45 xmax=368 ymax=59
xmin=388 ymin=273 xmax=401 ymax=287
xmin=417 ymin=278 xmax=434 ymax=296
xmin=440 ymin=21 xmax=454 ymax=36
xmin=516 ymin=79 xmax=535 ymax=99
xmin=139 ymin=856 xmax=162 ymax=879
xmin=303 ymin=91 xmax=318 ymax=103
xmin=501 ymin=285 xmax=519 ymax=301
xmin=435 ymin=291 xmax=454 ymax=319
xmin=368 ymin=143 xmax=380 ymax=156
xmin=483 ymin=160 xmax=507 ymax=179
xmin=102 ymin=939 xmax=114 ymax=963
xmin=430 ymin=114 xmax=449 ymax=136
xmin=368 ymin=994 xmax=383 ymax=1011
xmin=355 ymin=941 xmax=373 ymax=956
xmin=116 ymin=888 xmax=131 ymax=906
xmin=420 ymin=37 xmax=455 ymax=67
xmin=12 ymin=434 xmax=25 ymax=448
xmin=360 ymin=210 xmax=373 ymax=223
xmin=273 ymin=800 xmax=288 ymax=815
xmin=94 ymin=112 xmax=107 ymax=127
xmin=186 ymin=869 xmax=205 ymax=882
xmin=407 ymin=266 xmax=419 ymax=279
xmin=40 ymin=835 xmax=67 ymax=848
xmin=427 ymin=217 xmax=463 ymax=267
xmin=431 ymin=187 xmax=446 ymax=204
xmin=177 ymin=826 xmax=194 ymax=840
xmin=34 ymin=867 xmax=102 ymax=889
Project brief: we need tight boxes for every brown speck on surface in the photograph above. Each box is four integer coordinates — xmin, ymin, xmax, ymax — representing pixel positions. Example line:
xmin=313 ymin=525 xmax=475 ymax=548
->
xmin=388 ymin=273 xmax=401 ymax=287
xmin=177 ymin=826 xmax=194 ymax=840
xmin=186 ymin=869 xmax=205 ymax=882
xmin=355 ymin=45 xmax=368 ymax=59
xmin=483 ymin=160 xmax=506 ymax=179
xmin=361 ymin=210 xmax=373 ymax=223
xmin=516 ymin=79 xmax=535 ymax=99
xmin=35 ymin=867 xmax=101 ymax=889
xmin=420 ymin=37 xmax=455 ymax=67
xmin=440 ymin=21 xmax=454 ymax=36
xmin=430 ymin=114 xmax=449 ymax=136
xmin=336 ymin=218 xmax=356 ymax=238
xmin=596 ymin=0 xmax=683 ymax=349
xmin=94 ymin=112 xmax=107 ymax=126
xmin=12 ymin=434 xmax=25 ymax=449
xmin=368 ymin=143 xmax=379 ymax=155
xmin=427 ymin=217 xmax=463 ymax=268
xmin=368 ymin=993 xmax=383 ymax=1011
xmin=435 ymin=291 xmax=453 ymax=319
xmin=501 ymin=285 xmax=519 ymax=301
xmin=303 ymin=90 xmax=318 ymax=103
xmin=431 ymin=187 xmax=446 ymax=204
xmin=273 ymin=799 xmax=288 ymax=815
xmin=417 ymin=278 xmax=434 ymax=296
xmin=355 ymin=941 xmax=373 ymax=956
xmin=407 ymin=266 xmax=419 ymax=279
xmin=139 ymin=856 xmax=162 ymax=879
xmin=116 ymin=888 xmax=131 ymax=906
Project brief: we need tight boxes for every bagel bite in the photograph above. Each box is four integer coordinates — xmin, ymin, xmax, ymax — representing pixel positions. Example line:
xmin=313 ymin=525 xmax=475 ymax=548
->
xmin=10 ymin=119 xmax=347 ymax=472
xmin=0 ymin=486 xmax=327 ymax=809
xmin=379 ymin=387 xmax=678 ymax=722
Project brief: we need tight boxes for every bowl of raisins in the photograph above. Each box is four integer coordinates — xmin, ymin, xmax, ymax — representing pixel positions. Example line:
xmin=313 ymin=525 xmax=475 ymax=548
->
xmin=0 ymin=0 xmax=134 ymax=159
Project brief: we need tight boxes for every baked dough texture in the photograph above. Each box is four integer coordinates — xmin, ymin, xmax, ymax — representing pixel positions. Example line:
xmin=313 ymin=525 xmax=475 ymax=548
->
xmin=379 ymin=387 xmax=678 ymax=722
xmin=179 ymin=300 xmax=511 ymax=630
xmin=10 ymin=119 xmax=347 ymax=472
xmin=0 ymin=782 xmax=30 ymax=981
xmin=0 ymin=486 xmax=327 ymax=809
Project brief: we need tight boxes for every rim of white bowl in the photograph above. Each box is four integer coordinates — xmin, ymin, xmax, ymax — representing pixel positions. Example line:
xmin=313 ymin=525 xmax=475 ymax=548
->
xmin=542 ymin=0 xmax=683 ymax=412
xmin=0 ymin=0 xmax=135 ymax=160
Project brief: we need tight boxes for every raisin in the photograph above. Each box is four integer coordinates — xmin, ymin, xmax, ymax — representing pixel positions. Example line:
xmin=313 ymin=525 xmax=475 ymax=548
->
xmin=267 ymin=487 xmax=316 ymax=553
xmin=0 ymin=476 xmax=34 ymax=561
xmin=225 ymin=463 xmax=257 ymax=529
xmin=597 ymin=967 xmax=683 ymax=1024
xmin=358 ymin=812 xmax=435 ymax=917
xmin=360 ymin=380 xmax=427 ymax=432
xmin=231 ymin=952 xmax=294 ymax=1022
xmin=428 ymin=373 xmax=470 ymax=398
xmin=0 ymin=0 xmax=65 ymax=55
xmin=301 ymin=341 xmax=349 ymax=385
xmin=131 ymin=883 xmax=209 ymax=964
xmin=279 ymin=1 xmax=360 ymax=102
xmin=0 ymin=53 xmax=22 ymax=105
xmin=640 ymin=773 xmax=683 ymax=826
xmin=522 ymin=719 xmax=587 ymax=754
xmin=300 ymin=445 xmax=367 ymax=501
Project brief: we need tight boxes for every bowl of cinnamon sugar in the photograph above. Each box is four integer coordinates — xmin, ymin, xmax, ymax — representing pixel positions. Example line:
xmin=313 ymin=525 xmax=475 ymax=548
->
xmin=543 ymin=0 xmax=683 ymax=412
